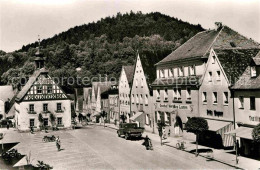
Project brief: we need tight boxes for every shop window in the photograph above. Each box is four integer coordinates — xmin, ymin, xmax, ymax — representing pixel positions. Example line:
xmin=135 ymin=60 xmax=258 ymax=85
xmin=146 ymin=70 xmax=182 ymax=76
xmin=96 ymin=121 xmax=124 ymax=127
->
xmin=213 ymin=92 xmax=218 ymax=104
xmin=239 ymin=96 xmax=244 ymax=109
xmin=250 ymin=96 xmax=256 ymax=110
xmin=223 ymin=92 xmax=228 ymax=104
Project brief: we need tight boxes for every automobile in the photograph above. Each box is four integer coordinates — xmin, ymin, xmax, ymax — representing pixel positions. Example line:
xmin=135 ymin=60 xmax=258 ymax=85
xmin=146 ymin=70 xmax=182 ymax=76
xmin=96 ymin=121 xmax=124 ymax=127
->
xmin=117 ymin=123 xmax=144 ymax=140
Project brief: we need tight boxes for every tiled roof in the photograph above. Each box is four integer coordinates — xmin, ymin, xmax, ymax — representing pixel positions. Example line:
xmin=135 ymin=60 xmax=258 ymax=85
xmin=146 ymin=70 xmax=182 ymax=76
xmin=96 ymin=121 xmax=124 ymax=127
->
xmin=231 ymin=66 xmax=260 ymax=89
xmin=0 ymin=86 xmax=14 ymax=102
xmin=215 ymin=48 xmax=260 ymax=85
xmin=92 ymin=81 xmax=115 ymax=99
xmin=15 ymin=68 xmax=48 ymax=102
xmin=101 ymin=89 xmax=118 ymax=99
xmin=151 ymin=75 xmax=202 ymax=86
xmin=157 ymin=25 xmax=260 ymax=65
xmin=123 ymin=65 xmax=135 ymax=84
xmin=157 ymin=30 xmax=220 ymax=64
xmin=252 ymin=52 xmax=260 ymax=65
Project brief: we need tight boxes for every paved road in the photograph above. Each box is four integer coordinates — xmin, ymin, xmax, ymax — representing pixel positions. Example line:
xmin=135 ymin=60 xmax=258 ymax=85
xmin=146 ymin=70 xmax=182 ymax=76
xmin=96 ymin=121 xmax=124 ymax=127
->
xmin=69 ymin=125 xmax=234 ymax=169
xmin=1 ymin=126 xmax=234 ymax=169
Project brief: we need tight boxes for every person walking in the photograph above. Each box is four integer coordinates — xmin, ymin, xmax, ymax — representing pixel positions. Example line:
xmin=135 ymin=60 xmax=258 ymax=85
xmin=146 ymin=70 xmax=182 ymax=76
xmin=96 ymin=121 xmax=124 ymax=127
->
xmin=56 ymin=136 xmax=61 ymax=151
xmin=6 ymin=122 xmax=9 ymax=130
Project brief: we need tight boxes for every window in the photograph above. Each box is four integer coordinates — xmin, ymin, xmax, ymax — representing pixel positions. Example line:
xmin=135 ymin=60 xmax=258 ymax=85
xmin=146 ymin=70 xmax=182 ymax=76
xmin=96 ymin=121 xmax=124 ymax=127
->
xmin=57 ymin=103 xmax=62 ymax=111
xmin=173 ymin=88 xmax=181 ymax=101
xmin=132 ymin=94 xmax=135 ymax=104
xmin=216 ymin=71 xmax=221 ymax=81
xmin=202 ymin=92 xmax=207 ymax=103
xmin=213 ymin=92 xmax=218 ymax=104
xmin=178 ymin=67 xmax=184 ymax=77
xmin=37 ymin=86 xmax=42 ymax=94
xmin=136 ymin=94 xmax=139 ymax=104
xmin=189 ymin=65 xmax=195 ymax=76
xmin=145 ymin=114 xmax=149 ymax=125
xmin=43 ymin=104 xmax=48 ymax=112
xmin=43 ymin=118 xmax=48 ymax=126
xmin=145 ymin=94 xmax=148 ymax=105
xmin=29 ymin=119 xmax=34 ymax=127
xmin=186 ymin=87 xmax=191 ymax=100
xmin=239 ymin=96 xmax=244 ymax=109
xmin=164 ymin=89 xmax=168 ymax=101
xmin=169 ymin=69 xmax=173 ymax=77
xmin=135 ymin=79 xmax=138 ymax=87
xmin=57 ymin=117 xmax=62 ymax=125
xmin=164 ymin=69 xmax=168 ymax=78
xmin=140 ymin=94 xmax=143 ymax=104
xmin=250 ymin=96 xmax=256 ymax=110
xmin=141 ymin=78 xmax=144 ymax=88
xmin=223 ymin=92 xmax=228 ymax=104
xmin=47 ymin=86 xmax=52 ymax=93
xmin=212 ymin=56 xmax=216 ymax=64
xmin=156 ymin=89 xmax=160 ymax=100
xmin=208 ymin=72 xmax=212 ymax=82
xmin=29 ymin=104 xmax=34 ymax=112
xmin=160 ymin=70 xmax=165 ymax=78
xmin=251 ymin=66 xmax=256 ymax=77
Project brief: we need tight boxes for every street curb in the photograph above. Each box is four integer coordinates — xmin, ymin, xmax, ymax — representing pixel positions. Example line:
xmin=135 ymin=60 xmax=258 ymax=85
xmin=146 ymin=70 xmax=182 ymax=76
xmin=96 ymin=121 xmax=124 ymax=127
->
xmin=99 ymin=124 xmax=243 ymax=170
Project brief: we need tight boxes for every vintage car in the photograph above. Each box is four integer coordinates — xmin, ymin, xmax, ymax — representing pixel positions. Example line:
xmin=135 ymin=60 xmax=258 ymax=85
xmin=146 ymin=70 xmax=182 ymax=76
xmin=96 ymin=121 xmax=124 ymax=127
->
xmin=117 ymin=123 xmax=144 ymax=139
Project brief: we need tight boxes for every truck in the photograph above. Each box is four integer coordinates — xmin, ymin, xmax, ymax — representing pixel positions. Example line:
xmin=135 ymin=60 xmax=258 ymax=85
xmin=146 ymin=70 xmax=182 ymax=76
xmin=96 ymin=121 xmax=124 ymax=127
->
xmin=117 ymin=123 xmax=144 ymax=140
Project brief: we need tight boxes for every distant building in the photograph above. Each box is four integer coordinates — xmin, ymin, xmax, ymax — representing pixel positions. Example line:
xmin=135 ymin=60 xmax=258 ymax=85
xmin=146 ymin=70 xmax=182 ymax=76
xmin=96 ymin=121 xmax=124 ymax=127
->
xmin=109 ymin=93 xmax=119 ymax=124
xmin=131 ymin=54 xmax=154 ymax=132
xmin=230 ymin=51 xmax=260 ymax=156
xmin=118 ymin=65 xmax=135 ymax=123
xmin=14 ymin=41 xmax=72 ymax=131
xmin=0 ymin=85 xmax=15 ymax=119
xmin=199 ymin=48 xmax=260 ymax=148
xmin=152 ymin=22 xmax=260 ymax=137
xmin=101 ymin=88 xmax=118 ymax=123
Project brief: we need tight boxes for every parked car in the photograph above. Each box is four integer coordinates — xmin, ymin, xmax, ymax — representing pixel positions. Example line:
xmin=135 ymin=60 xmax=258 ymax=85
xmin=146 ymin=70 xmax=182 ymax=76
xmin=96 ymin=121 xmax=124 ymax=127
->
xmin=117 ymin=123 xmax=144 ymax=139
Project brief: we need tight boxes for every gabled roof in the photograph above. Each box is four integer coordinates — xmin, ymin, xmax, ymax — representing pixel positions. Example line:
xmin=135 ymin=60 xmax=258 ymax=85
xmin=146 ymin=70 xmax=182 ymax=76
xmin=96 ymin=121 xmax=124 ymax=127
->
xmin=215 ymin=48 xmax=260 ymax=85
xmin=15 ymin=68 xmax=48 ymax=102
xmin=0 ymin=86 xmax=14 ymax=102
xmin=156 ymin=25 xmax=260 ymax=65
xmin=83 ymin=87 xmax=92 ymax=103
xmin=101 ymin=89 xmax=118 ymax=99
xmin=123 ymin=65 xmax=135 ymax=84
xmin=252 ymin=52 xmax=260 ymax=65
xmin=92 ymin=81 xmax=114 ymax=99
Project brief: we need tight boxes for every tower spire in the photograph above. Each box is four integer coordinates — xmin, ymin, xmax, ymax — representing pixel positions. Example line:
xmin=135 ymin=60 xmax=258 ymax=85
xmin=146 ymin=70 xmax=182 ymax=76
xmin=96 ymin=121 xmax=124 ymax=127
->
xmin=34 ymin=35 xmax=45 ymax=69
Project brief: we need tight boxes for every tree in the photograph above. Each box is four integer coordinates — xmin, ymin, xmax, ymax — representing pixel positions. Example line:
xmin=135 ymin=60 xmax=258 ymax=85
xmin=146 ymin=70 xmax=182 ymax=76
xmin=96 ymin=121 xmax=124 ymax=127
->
xmin=120 ymin=114 xmax=127 ymax=123
xmin=0 ymin=114 xmax=3 ymax=120
xmin=157 ymin=121 xmax=166 ymax=146
xmin=49 ymin=113 xmax=56 ymax=128
xmin=38 ymin=113 xmax=44 ymax=129
xmin=185 ymin=117 xmax=208 ymax=156
xmin=252 ymin=123 xmax=260 ymax=143
xmin=100 ymin=111 xmax=107 ymax=128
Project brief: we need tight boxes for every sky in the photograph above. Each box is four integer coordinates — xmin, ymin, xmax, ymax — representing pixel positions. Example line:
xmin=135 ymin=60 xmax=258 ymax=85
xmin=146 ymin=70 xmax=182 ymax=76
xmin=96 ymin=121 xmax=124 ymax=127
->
xmin=0 ymin=0 xmax=260 ymax=52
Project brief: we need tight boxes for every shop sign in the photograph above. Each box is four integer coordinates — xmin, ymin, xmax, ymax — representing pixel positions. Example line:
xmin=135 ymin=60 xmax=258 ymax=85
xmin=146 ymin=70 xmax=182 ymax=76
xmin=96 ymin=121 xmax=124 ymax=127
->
xmin=159 ymin=103 xmax=191 ymax=111
xmin=249 ymin=116 xmax=260 ymax=122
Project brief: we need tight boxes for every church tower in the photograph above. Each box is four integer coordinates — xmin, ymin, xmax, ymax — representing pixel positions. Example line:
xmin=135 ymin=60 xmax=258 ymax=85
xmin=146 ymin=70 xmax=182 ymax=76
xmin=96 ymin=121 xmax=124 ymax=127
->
xmin=34 ymin=37 xmax=45 ymax=69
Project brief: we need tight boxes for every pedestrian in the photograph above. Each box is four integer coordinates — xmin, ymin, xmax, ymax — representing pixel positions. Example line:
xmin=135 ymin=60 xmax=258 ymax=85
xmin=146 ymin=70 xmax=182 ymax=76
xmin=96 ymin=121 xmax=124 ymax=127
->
xmin=236 ymin=140 xmax=240 ymax=156
xmin=168 ymin=129 xmax=171 ymax=137
xmin=7 ymin=122 xmax=9 ymax=130
xmin=162 ymin=127 xmax=167 ymax=139
xmin=56 ymin=136 xmax=61 ymax=151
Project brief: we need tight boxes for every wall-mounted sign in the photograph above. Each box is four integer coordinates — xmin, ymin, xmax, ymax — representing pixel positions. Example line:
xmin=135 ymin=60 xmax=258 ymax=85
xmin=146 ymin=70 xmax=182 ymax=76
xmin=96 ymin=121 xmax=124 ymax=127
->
xmin=249 ymin=116 xmax=260 ymax=122
xmin=158 ymin=103 xmax=192 ymax=111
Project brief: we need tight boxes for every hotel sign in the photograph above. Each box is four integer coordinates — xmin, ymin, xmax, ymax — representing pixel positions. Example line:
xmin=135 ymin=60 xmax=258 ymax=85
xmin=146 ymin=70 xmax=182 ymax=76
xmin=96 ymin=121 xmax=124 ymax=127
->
xmin=158 ymin=103 xmax=192 ymax=111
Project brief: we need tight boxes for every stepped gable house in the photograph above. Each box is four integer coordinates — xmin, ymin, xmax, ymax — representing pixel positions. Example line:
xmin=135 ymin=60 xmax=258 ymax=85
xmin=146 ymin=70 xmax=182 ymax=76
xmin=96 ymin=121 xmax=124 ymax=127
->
xmin=14 ymin=41 xmax=72 ymax=131
xmin=152 ymin=22 xmax=260 ymax=136
xmin=118 ymin=65 xmax=135 ymax=123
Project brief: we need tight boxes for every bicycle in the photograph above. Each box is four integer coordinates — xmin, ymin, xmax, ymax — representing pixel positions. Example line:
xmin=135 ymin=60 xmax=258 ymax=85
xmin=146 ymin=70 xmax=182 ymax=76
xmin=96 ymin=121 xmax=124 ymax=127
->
xmin=176 ymin=140 xmax=185 ymax=150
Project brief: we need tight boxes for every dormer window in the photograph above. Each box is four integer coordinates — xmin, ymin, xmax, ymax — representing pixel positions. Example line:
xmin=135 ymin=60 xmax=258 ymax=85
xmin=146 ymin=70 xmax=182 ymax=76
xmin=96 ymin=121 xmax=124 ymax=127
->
xmin=160 ymin=70 xmax=165 ymax=78
xmin=251 ymin=66 xmax=256 ymax=77
xmin=212 ymin=56 xmax=216 ymax=64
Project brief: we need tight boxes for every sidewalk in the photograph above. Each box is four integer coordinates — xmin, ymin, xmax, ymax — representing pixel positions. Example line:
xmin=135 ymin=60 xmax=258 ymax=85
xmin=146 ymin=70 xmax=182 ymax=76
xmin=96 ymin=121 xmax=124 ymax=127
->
xmin=101 ymin=123 xmax=260 ymax=170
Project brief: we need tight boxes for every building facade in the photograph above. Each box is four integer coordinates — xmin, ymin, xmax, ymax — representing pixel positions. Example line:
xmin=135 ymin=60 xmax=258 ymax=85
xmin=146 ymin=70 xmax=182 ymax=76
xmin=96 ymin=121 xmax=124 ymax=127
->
xmin=118 ymin=65 xmax=134 ymax=123
xmin=130 ymin=54 xmax=154 ymax=132
xmin=0 ymin=86 xmax=15 ymax=119
xmin=14 ymin=45 xmax=72 ymax=131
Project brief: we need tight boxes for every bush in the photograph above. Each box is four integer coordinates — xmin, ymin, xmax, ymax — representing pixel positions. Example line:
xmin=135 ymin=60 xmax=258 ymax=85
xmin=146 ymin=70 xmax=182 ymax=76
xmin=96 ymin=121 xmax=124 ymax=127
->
xmin=0 ymin=114 xmax=3 ymax=120
xmin=0 ymin=119 xmax=12 ymax=126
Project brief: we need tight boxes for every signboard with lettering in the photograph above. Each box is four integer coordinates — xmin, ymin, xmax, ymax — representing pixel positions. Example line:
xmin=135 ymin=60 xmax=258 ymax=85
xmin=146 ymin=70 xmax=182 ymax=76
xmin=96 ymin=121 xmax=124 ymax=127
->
xmin=249 ymin=116 xmax=260 ymax=122
xmin=158 ymin=103 xmax=193 ymax=111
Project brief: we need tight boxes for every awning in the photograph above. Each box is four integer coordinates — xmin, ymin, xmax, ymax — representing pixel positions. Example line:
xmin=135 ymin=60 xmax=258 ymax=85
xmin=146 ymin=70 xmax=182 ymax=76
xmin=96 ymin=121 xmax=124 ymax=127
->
xmin=207 ymin=119 xmax=232 ymax=131
xmin=225 ymin=127 xmax=253 ymax=140
xmin=130 ymin=112 xmax=144 ymax=121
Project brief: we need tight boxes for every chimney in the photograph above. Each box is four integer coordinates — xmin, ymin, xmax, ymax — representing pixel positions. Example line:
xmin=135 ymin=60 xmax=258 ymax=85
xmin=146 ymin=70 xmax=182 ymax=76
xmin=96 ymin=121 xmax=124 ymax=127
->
xmin=215 ymin=22 xmax=223 ymax=31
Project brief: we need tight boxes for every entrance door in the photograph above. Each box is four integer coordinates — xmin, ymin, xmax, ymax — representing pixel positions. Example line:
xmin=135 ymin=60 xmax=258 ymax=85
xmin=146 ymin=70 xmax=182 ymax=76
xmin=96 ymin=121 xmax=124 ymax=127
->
xmin=43 ymin=118 xmax=48 ymax=126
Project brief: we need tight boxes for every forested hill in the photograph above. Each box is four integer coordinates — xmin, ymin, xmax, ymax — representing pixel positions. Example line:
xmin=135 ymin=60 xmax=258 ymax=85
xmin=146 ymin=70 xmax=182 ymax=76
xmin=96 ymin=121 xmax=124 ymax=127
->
xmin=0 ymin=11 xmax=204 ymax=92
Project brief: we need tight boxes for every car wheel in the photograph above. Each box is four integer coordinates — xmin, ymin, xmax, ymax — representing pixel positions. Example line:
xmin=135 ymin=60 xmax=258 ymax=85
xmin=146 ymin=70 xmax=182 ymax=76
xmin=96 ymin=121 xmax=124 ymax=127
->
xmin=125 ymin=133 xmax=129 ymax=140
